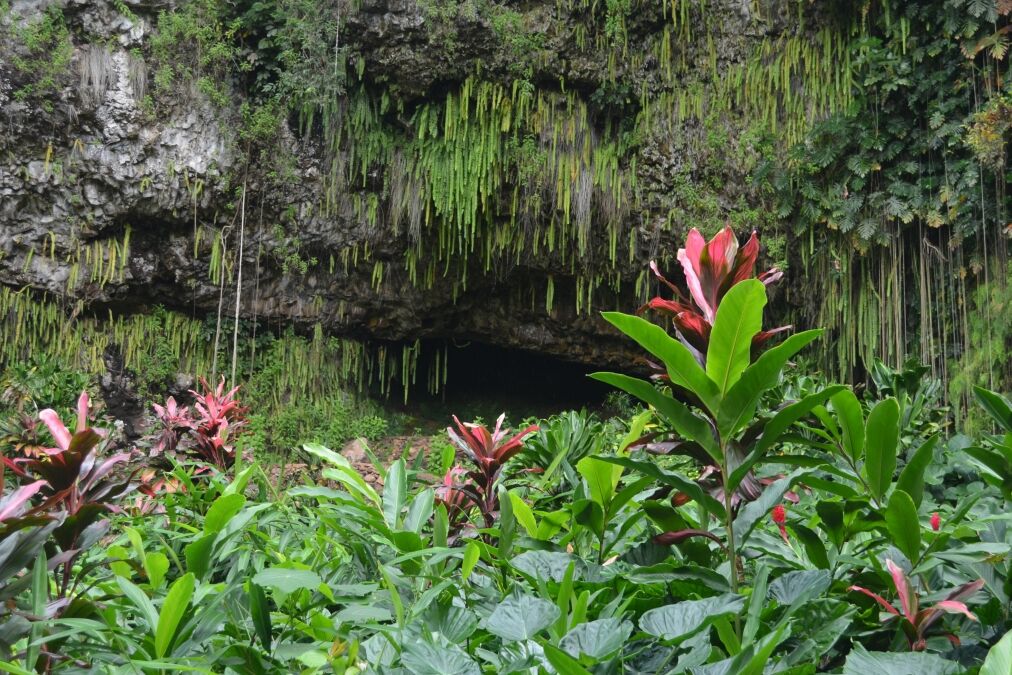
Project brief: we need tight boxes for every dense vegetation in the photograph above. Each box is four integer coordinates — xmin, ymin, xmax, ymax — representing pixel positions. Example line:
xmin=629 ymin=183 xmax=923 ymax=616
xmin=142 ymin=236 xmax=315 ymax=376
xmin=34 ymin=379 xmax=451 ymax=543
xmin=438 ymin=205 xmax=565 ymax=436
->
xmin=1 ymin=227 xmax=1010 ymax=673
xmin=0 ymin=0 xmax=1010 ymax=672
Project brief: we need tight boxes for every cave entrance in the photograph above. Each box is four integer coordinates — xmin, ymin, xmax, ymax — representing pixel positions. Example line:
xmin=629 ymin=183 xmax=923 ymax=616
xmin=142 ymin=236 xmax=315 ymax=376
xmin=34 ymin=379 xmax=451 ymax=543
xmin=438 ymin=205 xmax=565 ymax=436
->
xmin=389 ymin=339 xmax=615 ymax=428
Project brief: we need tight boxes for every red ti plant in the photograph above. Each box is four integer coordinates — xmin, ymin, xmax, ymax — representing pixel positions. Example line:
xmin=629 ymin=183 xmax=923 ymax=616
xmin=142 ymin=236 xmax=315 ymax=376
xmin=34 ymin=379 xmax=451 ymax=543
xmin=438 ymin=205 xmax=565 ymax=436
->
xmin=187 ymin=377 xmax=249 ymax=469
xmin=28 ymin=393 xmax=134 ymax=596
xmin=446 ymin=414 xmax=538 ymax=528
xmin=150 ymin=396 xmax=196 ymax=456
xmin=643 ymin=225 xmax=787 ymax=361
xmin=434 ymin=465 xmax=473 ymax=525
xmin=849 ymin=559 xmax=985 ymax=651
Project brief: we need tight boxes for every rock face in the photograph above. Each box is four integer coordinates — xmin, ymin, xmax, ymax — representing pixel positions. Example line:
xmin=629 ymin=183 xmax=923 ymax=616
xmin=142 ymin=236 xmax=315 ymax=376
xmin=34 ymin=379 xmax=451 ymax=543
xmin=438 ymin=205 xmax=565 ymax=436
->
xmin=0 ymin=0 xmax=820 ymax=377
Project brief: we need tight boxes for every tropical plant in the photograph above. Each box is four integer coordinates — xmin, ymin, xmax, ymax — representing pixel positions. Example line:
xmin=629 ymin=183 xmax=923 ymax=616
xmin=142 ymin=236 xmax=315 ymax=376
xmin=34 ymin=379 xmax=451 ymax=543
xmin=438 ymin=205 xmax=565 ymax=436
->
xmin=848 ymin=558 xmax=984 ymax=651
xmin=446 ymin=414 xmax=538 ymax=528
xmin=594 ymin=229 xmax=840 ymax=603
xmin=963 ymin=386 xmax=1012 ymax=501
xmin=642 ymin=226 xmax=787 ymax=360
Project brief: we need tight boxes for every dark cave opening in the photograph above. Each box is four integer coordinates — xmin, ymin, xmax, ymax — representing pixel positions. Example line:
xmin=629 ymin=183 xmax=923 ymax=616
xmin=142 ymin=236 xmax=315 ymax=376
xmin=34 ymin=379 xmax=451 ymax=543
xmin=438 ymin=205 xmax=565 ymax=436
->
xmin=387 ymin=339 xmax=617 ymax=426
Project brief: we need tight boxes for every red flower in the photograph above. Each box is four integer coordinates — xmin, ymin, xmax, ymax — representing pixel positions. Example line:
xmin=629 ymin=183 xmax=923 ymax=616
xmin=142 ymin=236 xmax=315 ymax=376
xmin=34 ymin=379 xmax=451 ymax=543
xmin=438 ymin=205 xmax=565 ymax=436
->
xmin=771 ymin=504 xmax=786 ymax=524
xmin=931 ymin=512 xmax=941 ymax=531
xmin=771 ymin=504 xmax=789 ymax=544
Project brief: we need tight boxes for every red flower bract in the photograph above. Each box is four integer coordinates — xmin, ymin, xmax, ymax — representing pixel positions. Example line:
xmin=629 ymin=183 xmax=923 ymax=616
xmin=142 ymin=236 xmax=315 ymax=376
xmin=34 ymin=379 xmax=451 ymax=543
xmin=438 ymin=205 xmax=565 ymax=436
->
xmin=643 ymin=225 xmax=788 ymax=360
xmin=931 ymin=512 xmax=941 ymax=531
xmin=771 ymin=504 xmax=787 ymax=525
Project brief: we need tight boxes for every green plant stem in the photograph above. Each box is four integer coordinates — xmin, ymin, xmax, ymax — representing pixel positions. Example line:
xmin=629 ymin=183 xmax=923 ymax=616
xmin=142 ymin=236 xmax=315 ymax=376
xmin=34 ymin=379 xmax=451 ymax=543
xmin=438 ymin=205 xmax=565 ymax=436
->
xmin=721 ymin=452 xmax=741 ymax=638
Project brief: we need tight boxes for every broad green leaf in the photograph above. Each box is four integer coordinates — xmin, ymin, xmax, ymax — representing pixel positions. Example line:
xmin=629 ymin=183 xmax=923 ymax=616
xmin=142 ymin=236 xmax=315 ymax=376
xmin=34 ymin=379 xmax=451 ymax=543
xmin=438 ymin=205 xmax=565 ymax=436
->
xmin=896 ymin=435 xmax=938 ymax=507
xmin=183 ymin=534 xmax=215 ymax=580
xmin=401 ymin=641 xmax=480 ymax=675
xmin=509 ymin=491 xmax=538 ymax=537
xmin=769 ymin=569 xmax=831 ymax=607
xmin=601 ymin=312 xmax=720 ymax=412
xmin=144 ymin=552 xmax=169 ymax=589
xmin=542 ymin=643 xmax=593 ymax=675
xmin=252 ymin=567 xmax=324 ymax=594
xmin=107 ymin=545 xmax=132 ymax=578
xmin=781 ymin=600 xmax=855 ymax=668
xmin=842 ymin=644 xmax=962 ymax=675
xmin=831 ymin=389 xmax=865 ymax=463
xmin=982 ymin=627 xmax=1012 ymax=675
xmin=305 ymin=443 xmax=381 ymax=505
xmin=248 ymin=582 xmax=271 ymax=650
xmin=576 ymin=456 xmax=622 ymax=509
xmin=729 ymin=385 xmax=845 ymax=490
xmin=559 ymin=618 xmax=632 ymax=659
xmin=382 ymin=459 xmax=406 ymax=529
xmin=155 ymin=572 xmax=194 ymax=658
xmin=598 ymin=456 xmax=726 ymax=519
xmin=589 ymin=372 xmax=719 ymax=463
xmin=423 ymin=604 xmax=478 ymax=643
xmin=116 ymin=576 xmax=159 ymax=633
xmin=864 ymin=398 xmax=900 ymax=501
xmin=640 ymin=594 xmax=745 ymax=644
xmin=717 ymin=329 xmax=823 ymax=437
xmin=485 ymin=593 xmax=560 ymax=641
xmin=974 ymin=386 xmax=1012 ymax=431
xmin=885 ymin=489 xmax=921 ymax=563
xmin=204 ymin=493 xmax=245 ymax=534
xmin=511 ymin=550 xmax=585 ymax=583
xmin=461 ymin=541 xmax=480 ymax=581
xmin=403 ymin=488 xmax=434 ymax=533
xmin=706 ymin=280 xmax=765 ymax=395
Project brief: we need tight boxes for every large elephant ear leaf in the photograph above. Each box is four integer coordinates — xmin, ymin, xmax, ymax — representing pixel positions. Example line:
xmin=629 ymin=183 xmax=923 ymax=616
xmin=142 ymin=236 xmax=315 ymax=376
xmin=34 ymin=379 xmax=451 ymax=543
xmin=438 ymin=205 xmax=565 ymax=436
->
xmin=706 ymin=280 xmax=766 ymax=396
xmin=863 ymin=398 xmax=900 ymax=502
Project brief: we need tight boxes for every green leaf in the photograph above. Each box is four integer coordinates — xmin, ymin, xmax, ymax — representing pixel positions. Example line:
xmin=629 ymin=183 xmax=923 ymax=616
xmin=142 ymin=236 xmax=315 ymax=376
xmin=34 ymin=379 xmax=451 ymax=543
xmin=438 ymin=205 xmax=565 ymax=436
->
xmin=769 ymin=569 xmax=831 ymax=608
xmin=542 ymin=643 xmax=593 ymax=675
xmin=982 ymin=627 xmax=1012 ymax=675
xmin=203 ymin=493 xmax=245 ymax=534
xmin=144 ymin=552 xmax=169 ymax=589
xmin=730 ymin=385 xmax=845 ymax=490
xmin=842 ymin=644 xmax=962 ymax=675
xmin=639 ymin=594 xmax=745 ymax=644
xmin=559 ymin=618 xmax=632 ymax=660
xmin=305 ymin=443 xmax=381 ymax=506
xmin=116 ymin=576 xmax=159 ymax=634
xmin=155 ymin=572 xmax=194 ymax=658
xmin=706 ymin=280 xmax=765 ymax=395
xmin=577 ymin=456 xmax=622 ymax=510
xmin=974 ymin=386 xmax=1012 ymax=431
xmin=511 ymin=550 xmax=584 ymax=583
xmin=248 ymin=582 xmax=272 ymax=650
xmin=589 ymin=372 xmax=719 ymax=463
xmin=183 ymin=534 xmax=215 ymax=580
xmin=895 ymin=435 xmax=938 ymax=507
xmin=864 ymin=398 xmax=900 ymax=501
xmin=461 ymin=541 xmax=480 ymax=581
xmin=509 ymin=491 xmax=538 ymax=537
xmin=831 ymin=389 xmax=865 ymax=463
xmin=717 ymin=329 xmax=823 ymax=437
xmin=382 ymin=458 xmax=407 ymax=529
xmin=598 ymin=456 xmax=725 ymax=519
xmin=401 ymin=641 xmax=480 ymax=675
xmin=885 ymin=489 xmax=921 ymax=563
xmin=601 ymin=312 xmax=720 ymax=412
xmin=252 ymin=567 xmax=324 ymax=595
xmin=485 ymin=593 xmax=560 ymax=641
xmin=403 ymin=488 xmax=434 ymax=533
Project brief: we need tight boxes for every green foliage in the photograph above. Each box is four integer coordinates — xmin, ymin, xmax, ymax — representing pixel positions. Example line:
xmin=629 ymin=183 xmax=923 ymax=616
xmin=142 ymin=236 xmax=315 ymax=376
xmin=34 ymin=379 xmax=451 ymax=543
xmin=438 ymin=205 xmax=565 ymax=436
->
xmin=0 ymin=4 xmax=73 ymax=111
